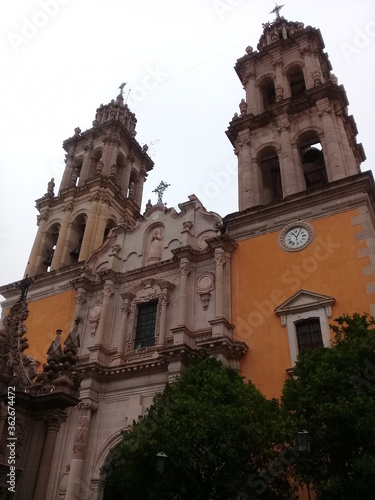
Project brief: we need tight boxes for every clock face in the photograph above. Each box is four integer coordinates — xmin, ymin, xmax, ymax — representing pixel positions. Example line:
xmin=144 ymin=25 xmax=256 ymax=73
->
xmin=285 ymin=227 xmax=309 ymax=249
xmin=279 ymin=222 xmax=314 ymax=252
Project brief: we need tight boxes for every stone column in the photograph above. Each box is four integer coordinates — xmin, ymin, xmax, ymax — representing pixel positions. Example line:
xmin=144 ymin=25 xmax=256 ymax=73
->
xmin=92 ymin=194 xmax=110 ymax=251
xmin=33 ymin=411 xmax=66 ymax=500
xmin=273 ymin=60 xmax=285 ymax=101
xmin=178 ymin=259 xmax=191 ymax=327
xmin=78 ymin=143 xmax=93 ymax=186
xmin=25 ymin=211 xmax=49 ymax=277
xmin=50 ymin=202 xmax=74 ymax=270
xmin=335 ymin=110 xmax=358 ymax=176
xmin=123 ymin=155 xmax=133 ymax=198
xmin=245 ymin=71 xmax=259 ymax=115
xmin=59 ymin=154 xmax=75 ymax=191
xmin=79 ymin=192 xmax=100 ymax=261
xmin=95 ymin=280 xmax=114 ymax=346
xmin=299 ymin=43 xmax=315 ymax=89
xmin=158 ymin=290 xmax=169 ymax=346
xmin=317 ymin=99 xmax=346 ymax=181
xmin=65 ymin=401 xmax=98 ymax=500
xmin=120 ymin=295 xmax=134 ymax=355
xmin=276 ymin=115 xmax=299 ymax=197
xmin=135 ymin=169 xmax=146 ymax=207
xmin=214 ymin=249 xmax=225 ymax=318
xmin=102 ymin=137 xmax=119 ymax=177
xmin=236 ymin=129 xmax=260 ymax=211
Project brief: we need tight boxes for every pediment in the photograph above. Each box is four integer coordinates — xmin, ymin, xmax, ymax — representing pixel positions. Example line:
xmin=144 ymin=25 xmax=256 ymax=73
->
xmin=274 ymin=289 xmax=335 ymax=316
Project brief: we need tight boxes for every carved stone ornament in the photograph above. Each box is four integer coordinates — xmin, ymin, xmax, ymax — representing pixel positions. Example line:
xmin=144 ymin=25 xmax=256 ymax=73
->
xmin=88 ymin=303 xmax=102 ymax=335
xmin=197 ymin=272 xmax=215 ymax=294
xmin=197 ymin=272 xmax=215 ymax=311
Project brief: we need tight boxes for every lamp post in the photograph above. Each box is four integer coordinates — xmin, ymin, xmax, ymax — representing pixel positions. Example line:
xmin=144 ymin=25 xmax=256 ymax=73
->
xmin=156 ymin=452 xmax=168 ymax=474
xmin=297 ymin=431 xmax=311 ymax=500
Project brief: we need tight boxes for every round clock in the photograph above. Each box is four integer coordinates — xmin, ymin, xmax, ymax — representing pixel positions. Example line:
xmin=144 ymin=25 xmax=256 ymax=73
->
xmin=279 ymin=221 xmax=314 ymax=252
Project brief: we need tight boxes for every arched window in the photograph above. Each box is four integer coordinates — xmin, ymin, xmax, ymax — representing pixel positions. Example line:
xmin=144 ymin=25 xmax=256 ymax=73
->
xmin=287 ymin=66 xmax=306 ymax=99
xmin=296 ymin=318 xmax=323 ymax=351
xmin=134 ymin=301 xmax=158 ymax=349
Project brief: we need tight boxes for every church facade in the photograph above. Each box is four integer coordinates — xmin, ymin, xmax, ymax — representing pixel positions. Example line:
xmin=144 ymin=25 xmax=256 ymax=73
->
xmin=0 ymin=14 xmax=374 ymax=500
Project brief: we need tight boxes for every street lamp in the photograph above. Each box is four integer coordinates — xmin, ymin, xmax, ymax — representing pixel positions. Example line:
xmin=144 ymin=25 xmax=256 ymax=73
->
xmin=297 ymin=431 xmax=311 ymax=500
xmin=297 ymin=430 xmax=310 ymax=453
xmin=156 ymin=452 xmax=168 ymax=474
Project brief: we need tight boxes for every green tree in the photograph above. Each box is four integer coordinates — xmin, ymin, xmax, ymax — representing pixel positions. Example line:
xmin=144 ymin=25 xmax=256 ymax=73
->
xmin=103 ymin=356 xmax=295 ymax=499
xmin=282 ymin=313 xmax=375 ymax=499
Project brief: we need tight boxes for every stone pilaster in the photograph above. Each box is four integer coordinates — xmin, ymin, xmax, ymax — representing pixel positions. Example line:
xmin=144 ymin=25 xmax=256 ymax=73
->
xmin=178 ymin=259 xmax=191 ymax=326
xmin=33 ymin=411 xmax=66 ymax=500
xmin=79 ymin=192 xmax=100 ymax=261
xmin=317 ymin=98 xmax=346 ymax=181
xmin=65 ymin=401 xmax=98 ymax=500
xmin=50 ymin=201 xmax=74 ymax=269
xmin=95 ymin=280 xmax=114 ymax=347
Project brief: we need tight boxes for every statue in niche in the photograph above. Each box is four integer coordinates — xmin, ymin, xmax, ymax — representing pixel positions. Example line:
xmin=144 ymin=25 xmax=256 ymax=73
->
xmin=147 ymin=228 xmax=162 ymax=263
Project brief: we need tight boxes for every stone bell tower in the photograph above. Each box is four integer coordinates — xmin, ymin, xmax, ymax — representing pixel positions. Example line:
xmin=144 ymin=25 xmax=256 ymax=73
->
xmin=25 ymin=86 xmax=154 ymax=277
xmin=226 ymin=15 xmax=365 ymax=211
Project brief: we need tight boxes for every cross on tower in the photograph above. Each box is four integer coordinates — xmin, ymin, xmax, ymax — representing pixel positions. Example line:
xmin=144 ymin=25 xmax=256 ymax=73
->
xmin=152 ymin=180 xmax=170 ymax=205
xmin=119 ymin=82 xmax=127 ymax=94
xmin=270 ymin=3 xmax=284 ymax=20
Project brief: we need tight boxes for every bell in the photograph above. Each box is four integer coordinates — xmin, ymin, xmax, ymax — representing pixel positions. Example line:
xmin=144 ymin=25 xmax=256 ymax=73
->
xmin=302 ymin=146 xmax=322 ymax=163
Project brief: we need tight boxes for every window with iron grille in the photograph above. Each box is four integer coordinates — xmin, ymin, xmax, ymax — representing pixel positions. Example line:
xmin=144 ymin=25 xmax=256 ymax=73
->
xmin=134 ymin=301 xmax=157 ymax=349
xmin=296 ymin=318 xmax=323 ymax=351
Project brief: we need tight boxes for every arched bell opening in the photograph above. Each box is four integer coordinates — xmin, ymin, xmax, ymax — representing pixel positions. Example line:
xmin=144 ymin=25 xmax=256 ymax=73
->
xmin=258 ymin=146 xmax=282 ymax=204
xmin=260 ymin=76 xmax=276 ymax=110
xmin=68 ymin=214 xmax=86 ymax=264
xmin=298 ymin=132 xmax=328 ymax=189
xmin=103 ymin=218 xmax=117 ymax=244
xmin=89 ymin=149 xmax=103 ymax=177
xmin=42 ymin=223 xmax=60 ymax=272
xmin=287 ymin=65 xmax=306 ymax=100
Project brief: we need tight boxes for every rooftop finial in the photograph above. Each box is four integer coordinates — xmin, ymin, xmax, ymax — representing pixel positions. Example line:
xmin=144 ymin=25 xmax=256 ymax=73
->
xmin=116 ymin=83 xmax=127 ymax=105
xmin=152 ymin=180 xmax=170 ymax=205
xmin=270 ymin=3 xmax=284 ymax=20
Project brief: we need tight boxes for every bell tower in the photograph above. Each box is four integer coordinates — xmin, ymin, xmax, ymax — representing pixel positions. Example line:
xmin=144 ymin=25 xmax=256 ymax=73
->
xmin=25 ymin=86 xmax=154 ymax=277
xmin=227 ymin=16 xmax=365 ymax=211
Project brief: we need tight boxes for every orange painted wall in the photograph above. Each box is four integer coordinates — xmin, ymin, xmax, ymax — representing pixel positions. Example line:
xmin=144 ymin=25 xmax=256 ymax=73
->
xmin=24 ymin=289 xmax=76 ymax=368
xmin=231 ymin=208 xmax=373 ymax=399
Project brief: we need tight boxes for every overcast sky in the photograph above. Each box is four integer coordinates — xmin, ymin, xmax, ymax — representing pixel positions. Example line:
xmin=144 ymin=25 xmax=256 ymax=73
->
xmin=1 ymin=0 xmax=374 ymax=287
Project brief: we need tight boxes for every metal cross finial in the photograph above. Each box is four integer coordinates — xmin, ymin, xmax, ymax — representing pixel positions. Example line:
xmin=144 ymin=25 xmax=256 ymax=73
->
xmin=270 ymin=3 xmax=284 ymax=20
xmin=152 ymin=180 xmax=170 ymax=205
xmin=119 ymin=82 xmax=127 ymax=94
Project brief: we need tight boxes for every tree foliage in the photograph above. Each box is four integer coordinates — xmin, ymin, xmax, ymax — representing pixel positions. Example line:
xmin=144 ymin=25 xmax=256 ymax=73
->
xmin=282 ymin=313 xmax=375 ymax=499
xmin=103 ymin=356 xmax=295 ymax=500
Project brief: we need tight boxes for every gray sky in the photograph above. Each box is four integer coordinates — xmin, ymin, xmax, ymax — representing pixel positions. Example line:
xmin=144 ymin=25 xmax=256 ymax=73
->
xmin=1 ymin=0 xmax=374 ymax=287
